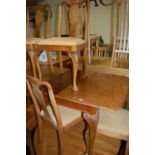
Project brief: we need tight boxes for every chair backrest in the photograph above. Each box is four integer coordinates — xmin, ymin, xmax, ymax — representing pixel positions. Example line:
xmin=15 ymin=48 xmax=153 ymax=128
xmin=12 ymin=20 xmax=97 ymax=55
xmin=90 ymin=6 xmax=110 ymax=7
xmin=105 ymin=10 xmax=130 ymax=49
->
xmin=112 ymin=0 xmax=129 ymax=54
xmin=26 ymin=51 xmax=37 ymax=78
xmin=26 ymin=4 xmax=51 ymax=39
xmin=113 ymin=36 xmax=129 ymax=53
xmin=26 ymin=75 xmax=63 ymax=130
xmin=57 ymin=0 xmax=90 ymax=41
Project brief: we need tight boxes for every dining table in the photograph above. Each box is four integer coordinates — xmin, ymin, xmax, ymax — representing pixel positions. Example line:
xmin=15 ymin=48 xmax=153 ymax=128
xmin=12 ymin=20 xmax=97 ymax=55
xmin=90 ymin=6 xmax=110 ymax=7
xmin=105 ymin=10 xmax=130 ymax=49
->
xmin=55 ymin=71 xmax=129 ymax=155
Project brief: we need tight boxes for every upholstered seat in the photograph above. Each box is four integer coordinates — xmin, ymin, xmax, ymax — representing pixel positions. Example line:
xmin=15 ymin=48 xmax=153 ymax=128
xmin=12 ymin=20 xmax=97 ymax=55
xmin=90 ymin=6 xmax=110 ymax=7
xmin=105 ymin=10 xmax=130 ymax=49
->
xmin=97 ymin=109 xmax=129 ymax=155
xmin=37 ymin=37 xmax=86 ymax=46
xmin=97 ymin=109 xmax=129 ymax=141
xmin=40 ymin=105 xmax=81 ymax=128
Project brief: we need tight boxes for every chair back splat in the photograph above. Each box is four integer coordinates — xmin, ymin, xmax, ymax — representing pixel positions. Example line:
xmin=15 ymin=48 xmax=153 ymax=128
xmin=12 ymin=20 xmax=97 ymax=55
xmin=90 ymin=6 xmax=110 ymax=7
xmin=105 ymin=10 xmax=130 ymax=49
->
xmin=59 ymin=0 xmax=90 ymax=41
xmin=26 ymin=75 xmax=63 ymax=130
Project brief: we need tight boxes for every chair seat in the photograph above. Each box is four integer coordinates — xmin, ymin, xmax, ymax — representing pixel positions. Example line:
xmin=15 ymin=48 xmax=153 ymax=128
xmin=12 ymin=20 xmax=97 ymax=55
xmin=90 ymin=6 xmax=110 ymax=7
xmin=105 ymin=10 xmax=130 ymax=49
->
xmin=40 ymin=105 xmax=81 ymax=128
xmin=97 ymin=109 xmax=129 ymax=141
xmin=37 ymin=37 xmax=86 ymax=46
xmin=26 ymin=38 xmax=44 ymax=45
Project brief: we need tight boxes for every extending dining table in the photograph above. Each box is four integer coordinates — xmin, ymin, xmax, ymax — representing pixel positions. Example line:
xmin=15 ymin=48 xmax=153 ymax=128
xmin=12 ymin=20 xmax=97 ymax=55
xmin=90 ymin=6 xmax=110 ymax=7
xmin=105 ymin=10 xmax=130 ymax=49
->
xmin=55 ymin=71 xmax=129 ymax=155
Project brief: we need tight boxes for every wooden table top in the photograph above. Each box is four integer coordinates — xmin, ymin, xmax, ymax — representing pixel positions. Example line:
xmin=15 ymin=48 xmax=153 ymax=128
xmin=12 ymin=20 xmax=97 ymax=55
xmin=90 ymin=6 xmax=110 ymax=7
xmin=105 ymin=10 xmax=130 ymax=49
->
xmin=55 ymin=71 xmax=129 ymax=112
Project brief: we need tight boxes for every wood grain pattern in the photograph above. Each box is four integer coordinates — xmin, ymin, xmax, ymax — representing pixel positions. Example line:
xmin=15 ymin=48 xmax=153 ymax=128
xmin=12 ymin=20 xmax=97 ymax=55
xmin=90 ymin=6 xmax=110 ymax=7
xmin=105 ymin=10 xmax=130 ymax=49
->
xmin=55 ymin=71 xmax=129 ymax=111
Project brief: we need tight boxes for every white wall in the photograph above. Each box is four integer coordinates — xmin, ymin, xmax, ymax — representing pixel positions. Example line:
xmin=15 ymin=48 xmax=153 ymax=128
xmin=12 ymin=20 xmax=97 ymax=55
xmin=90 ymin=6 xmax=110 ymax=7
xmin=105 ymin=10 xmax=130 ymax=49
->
xmin=89 ymin=3 xmax=112 ymax=44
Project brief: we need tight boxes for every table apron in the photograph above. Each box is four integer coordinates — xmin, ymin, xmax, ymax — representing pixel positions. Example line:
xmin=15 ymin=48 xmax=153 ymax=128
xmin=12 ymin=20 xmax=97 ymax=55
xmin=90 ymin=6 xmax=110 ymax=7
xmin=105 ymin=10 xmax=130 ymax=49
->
xmin=55 ymin=97 xmax=98 ymax=114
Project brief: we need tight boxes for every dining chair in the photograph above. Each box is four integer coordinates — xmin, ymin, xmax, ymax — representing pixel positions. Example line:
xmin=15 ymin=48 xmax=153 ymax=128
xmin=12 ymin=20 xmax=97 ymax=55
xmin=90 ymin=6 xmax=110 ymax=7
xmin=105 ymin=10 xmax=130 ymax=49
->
xmin=26 ymin=75 xmax=82 ymax=155
xmin=35 ymin=0 xmax=90 ymax=91
xmin=91 ymin=45 xmax=111 ymax=60
xmin=26 ymin=4 xmax=70 ymax=77
xmin=111 ymin=36 xmax=129 ymax=68
xmin=97 ymin=109 xmax=129 ymax=155
xmin=111 ymin=0 xmax=129 ymax=68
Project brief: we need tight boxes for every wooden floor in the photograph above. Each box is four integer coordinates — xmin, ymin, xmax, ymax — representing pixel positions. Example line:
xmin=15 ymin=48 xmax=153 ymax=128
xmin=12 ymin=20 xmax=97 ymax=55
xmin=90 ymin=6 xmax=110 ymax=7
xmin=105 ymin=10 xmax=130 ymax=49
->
xmin=86 ymin=57 xmax=129 ymax=77
xmin=26 ymin=58 xmax=126 ymax=155
xmin=27 ymin=103 xmax=121 ymax=155
xmin=34 ymin=120 xmax=121 ymax=155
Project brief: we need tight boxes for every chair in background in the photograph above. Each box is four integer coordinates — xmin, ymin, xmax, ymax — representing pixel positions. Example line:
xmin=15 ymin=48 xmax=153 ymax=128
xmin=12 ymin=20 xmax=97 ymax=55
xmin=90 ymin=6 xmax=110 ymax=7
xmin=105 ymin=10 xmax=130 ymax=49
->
xmin=35 ymin=0 xmax=90 ymax=91
xmin=97 ymin=109 xmax=129 ymax=155
xmin=26 ymin=84 xmax=38 ymax=155
xmin=26 ymin=4 xmax=70 ymax=78
xmin=111 ymin=0 xmax=129 ymax=68
xmin=26 ymin=4 xmax=51 ymax=39
xmin=26 ymin=75 xmax=82 ymax=155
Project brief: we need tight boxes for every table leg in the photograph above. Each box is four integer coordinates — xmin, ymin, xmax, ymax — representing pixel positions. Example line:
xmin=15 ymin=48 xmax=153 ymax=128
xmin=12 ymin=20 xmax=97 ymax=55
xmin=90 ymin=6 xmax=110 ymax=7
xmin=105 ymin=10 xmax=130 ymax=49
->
xmin=82 ymin=109 xmax=99 ymax=155
xmin=68 ymin=52 xmax=79 ymax=91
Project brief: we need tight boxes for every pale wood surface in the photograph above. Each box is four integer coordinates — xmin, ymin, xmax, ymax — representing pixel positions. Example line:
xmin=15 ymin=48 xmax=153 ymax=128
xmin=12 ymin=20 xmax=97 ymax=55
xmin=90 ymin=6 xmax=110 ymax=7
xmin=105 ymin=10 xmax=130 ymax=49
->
xmin=88 ymin=56 xmax=129 ymax=69
xmin=55 ymin=71 xmax=128 ymax=111
xmin=97 ymin=109 xmax=129 ymax=141
xmin=86 ymin=57 xmax=129 ymax=77
xmin=26 ymin=4 xmax=51 ymax=38
xmin=87 ymin=64 xmax=129 ymax=77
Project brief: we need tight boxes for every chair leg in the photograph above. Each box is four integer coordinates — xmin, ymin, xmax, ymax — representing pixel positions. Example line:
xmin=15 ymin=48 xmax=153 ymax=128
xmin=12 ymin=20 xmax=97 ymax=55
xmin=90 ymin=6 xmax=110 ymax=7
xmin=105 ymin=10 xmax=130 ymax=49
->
xmin=117 ymin=140 xmax=127 ymax=155
xmin=26 ymin=128 xmax=37 ymax=155
xmin=57 ymin=130 xmax=63 ymax=155
xmin=58 ymin=52 xmax=64 ymax=74
xmin=125 ymin=141 xmax=129 ymax=155
xmin=37 ymin=116 xmax=43 ymax=144
xmin=83 ymin=119 xmax=89 ymax=154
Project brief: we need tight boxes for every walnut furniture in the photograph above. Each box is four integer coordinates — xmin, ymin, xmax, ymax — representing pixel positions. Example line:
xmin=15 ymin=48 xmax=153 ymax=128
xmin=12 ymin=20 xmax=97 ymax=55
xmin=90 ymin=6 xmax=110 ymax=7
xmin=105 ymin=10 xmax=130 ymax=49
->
xmin=26 ymin=0 xmax=90 ymax=91
xmin=55 ymin=71 xmax=129 ymax=155
xmin=26 ymin=75 xmax=82 ymax=155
